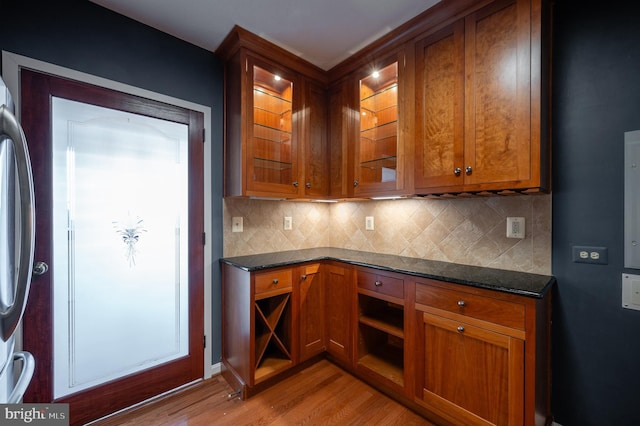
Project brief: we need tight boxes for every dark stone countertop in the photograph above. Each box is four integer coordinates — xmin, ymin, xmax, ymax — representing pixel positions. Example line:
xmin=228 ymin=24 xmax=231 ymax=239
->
xmin=220 ymin=247 xmax=555 ymax=299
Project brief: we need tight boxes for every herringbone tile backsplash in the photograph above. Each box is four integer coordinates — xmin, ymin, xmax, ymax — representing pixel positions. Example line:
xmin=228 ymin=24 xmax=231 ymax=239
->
xmin=223 ymin=195 xmax=551 ymax=274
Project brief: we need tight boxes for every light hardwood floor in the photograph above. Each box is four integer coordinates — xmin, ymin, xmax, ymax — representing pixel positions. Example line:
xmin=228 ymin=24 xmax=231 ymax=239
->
xmin=91 ymin=359 xmax=434 ymax=425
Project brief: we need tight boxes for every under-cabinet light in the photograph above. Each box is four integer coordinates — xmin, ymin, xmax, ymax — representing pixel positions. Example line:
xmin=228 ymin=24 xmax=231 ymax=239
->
xmin=311 ymin=199 xmax=338 ymax=203
xmin=370 ymin=196 xmax=404 ymax=200
xmin=274 ymin=75 xmax=281 ymax=81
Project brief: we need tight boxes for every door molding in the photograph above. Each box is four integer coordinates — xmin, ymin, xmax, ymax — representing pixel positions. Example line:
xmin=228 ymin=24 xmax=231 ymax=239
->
xmin=2 ymin=51 xmax=214 ymax=381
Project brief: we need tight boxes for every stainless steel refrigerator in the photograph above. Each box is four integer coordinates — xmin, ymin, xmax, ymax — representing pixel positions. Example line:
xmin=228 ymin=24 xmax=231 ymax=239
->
xmin=0 ymin=76 xmax=35 ymax=403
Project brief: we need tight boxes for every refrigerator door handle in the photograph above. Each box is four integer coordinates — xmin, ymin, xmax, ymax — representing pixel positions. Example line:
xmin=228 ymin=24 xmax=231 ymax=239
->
xmin=6 ymin=351 xmax=34 ymax=403
xmin=0 ymin=105 xmax=35 ymax=342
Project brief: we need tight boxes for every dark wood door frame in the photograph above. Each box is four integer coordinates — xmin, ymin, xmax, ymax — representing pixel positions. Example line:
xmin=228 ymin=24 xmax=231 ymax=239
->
xmin=20 ymin=68 xmax=205 ymax=426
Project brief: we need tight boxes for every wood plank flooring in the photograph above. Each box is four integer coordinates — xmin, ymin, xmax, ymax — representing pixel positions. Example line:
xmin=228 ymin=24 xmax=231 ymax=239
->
xmin=91 ymin=359 xmax=434 ymax=425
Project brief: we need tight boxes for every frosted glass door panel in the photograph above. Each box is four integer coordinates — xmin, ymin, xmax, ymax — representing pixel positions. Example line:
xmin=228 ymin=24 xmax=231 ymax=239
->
xmin=51 ymin=98 xmax=189 ymax=399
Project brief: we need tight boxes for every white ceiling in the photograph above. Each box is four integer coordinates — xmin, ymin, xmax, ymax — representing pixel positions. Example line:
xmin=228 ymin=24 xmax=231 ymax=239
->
xmin=90 ymin=0 xmax=441 ymax=70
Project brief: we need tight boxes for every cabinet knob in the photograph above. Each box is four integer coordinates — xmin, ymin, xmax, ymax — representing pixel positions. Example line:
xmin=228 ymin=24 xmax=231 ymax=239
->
xmin=293 ymin=181 xmax=299 ymax=187
xmin=454 ymin=167 xmax=461 ymax=176
xmin=301 ymin=274 xmax=308 ymax=280
xmin=374 ymin=280 xmax=382 ymax=287
xmin=272 ymin=279 xmax=279 ymax=285
xmin=457 ymin=326 xmax=465 ymax=333
xmin=305 ymin=182 xmax=311 ymax=189
xmin=457 ymin=300 xmax=466 ymax=307
xmin=353 ymin=179 xmax=359 ymax=187
xmin=465 ymin=166 xmax=472 ymax=175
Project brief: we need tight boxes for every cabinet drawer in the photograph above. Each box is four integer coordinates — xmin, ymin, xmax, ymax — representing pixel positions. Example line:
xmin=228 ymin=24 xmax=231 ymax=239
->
xmin=416 ymin=283 xmax=525 ymax=330
xmin=255 ymin=269 xmax=292 ymax=298
xmin=357 ymin=270 xmax=404 ymax=299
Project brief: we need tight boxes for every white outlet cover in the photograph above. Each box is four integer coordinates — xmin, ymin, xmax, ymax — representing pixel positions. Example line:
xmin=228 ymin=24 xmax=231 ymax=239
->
xmin=506 ymin=217 xmax=525 ymax=239
xmin=365 ymin=216 xmax=374 ymax=231
xmin=284 ymin=216 xmax=293 ymax=230
xmin=232 ymin=216 xmax=243 ymax=233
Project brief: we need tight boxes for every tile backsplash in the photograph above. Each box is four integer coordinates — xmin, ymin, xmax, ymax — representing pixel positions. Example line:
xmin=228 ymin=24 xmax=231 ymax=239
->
xmin=223 ymin=195 xmax=551 ymax=274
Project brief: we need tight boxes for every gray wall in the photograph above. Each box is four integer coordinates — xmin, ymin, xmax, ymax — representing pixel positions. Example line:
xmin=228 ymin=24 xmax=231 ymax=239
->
xmin=0 ymin=0 xmax=224 ymax=365
xmin=552 ymin=0 xmax=640 ymax=424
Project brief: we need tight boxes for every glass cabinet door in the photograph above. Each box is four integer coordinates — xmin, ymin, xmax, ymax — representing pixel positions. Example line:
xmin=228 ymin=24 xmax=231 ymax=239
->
xmin=356 ymin=61 xmax=399 ymax=194
xmin=248 ymin=63 xmax=299 ymax=195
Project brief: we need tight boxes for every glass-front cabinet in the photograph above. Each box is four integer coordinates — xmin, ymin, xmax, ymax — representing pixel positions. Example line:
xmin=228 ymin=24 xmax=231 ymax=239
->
xmin=247 ymin=59 xmax=300 ymax=196
xmin=353 ymin=55 xmax=405 ymax=197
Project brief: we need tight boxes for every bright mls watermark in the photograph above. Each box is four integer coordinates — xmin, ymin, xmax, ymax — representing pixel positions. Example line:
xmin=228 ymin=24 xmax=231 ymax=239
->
xmin=0 ymin=404 xmax=68 ymax=425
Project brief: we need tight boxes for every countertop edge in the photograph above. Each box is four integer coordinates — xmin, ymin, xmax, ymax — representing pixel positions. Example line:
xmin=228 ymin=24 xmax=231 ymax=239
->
xmin=220 ymin=249 xmax=556 ymax=299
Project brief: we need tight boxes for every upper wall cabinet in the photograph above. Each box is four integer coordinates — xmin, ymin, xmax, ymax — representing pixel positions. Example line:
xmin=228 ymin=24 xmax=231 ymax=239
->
xmin=353 ymin=54 xmax=408 ymax=197
xmin=414 ymin=0 xmax=550 ymax=195
xmin=217 ymin=27 xmax=329 ymax=199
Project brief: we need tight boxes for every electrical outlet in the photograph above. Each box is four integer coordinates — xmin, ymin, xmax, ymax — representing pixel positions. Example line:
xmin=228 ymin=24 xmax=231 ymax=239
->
xmin=572 ymin=246 xmax=608 ymax=265
xmin=284 ymin=216 xmax=292 ymax=231
xmin=365 ymin=216 xmax=374 ymax=231
xmin=231 ymin=217 xmax=243 ymax=233
xmin=506 ymin=217 xmax=525 ymax=239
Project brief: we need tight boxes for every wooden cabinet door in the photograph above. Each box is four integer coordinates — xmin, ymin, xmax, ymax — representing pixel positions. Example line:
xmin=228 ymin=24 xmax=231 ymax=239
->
xmin=297 ymin=263 xmax=325 ymax=362
xmin=328 ymin=79 xmax=353 ymax=198
xmin=464 ymin=0 xmax=534 ymax=188
xmin=414 ymin=21 xmax=465 ymax=192
xmin=302 ymin=81 xmax=329 ymax=198
xmin=324 ymin=263 xmax=354 ymax=365
xmin=417 ymin=311 xmax=524 ymax=426
xmin=245 ymin=55 xmax=302 ymax=197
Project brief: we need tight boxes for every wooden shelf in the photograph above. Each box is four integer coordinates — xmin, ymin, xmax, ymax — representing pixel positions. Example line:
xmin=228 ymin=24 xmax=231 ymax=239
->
xmin=358 ymin=351 xmax=404 ymax=388
xmin=359 ymin=314 xmax=404 ymax=339
xmin=255 ymin=356 xmax=293 ymax=383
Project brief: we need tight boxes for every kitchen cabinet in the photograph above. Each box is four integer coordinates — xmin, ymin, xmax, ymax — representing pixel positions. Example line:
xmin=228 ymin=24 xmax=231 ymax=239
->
xmin=352 ymin=53 xmax=409 ymax=197
xmin=324 ymin=262 xmax=354 ymax=366
xmin=297 ymin=263 xmax=325 ymax=362
xmin=414 ymin=0 xmax=549 ymax=195
xmin=355 ymin=268 xmax=406 ymax=392
xmin=414 ymin=278 xmax=549 ymax=425
xmin=221 ymin=251 xmax=552 ymax=424
xmin=217 ymin=26 xmax=329 ymax=199
xmin=221 ymin=263 xmax=296 ymax=396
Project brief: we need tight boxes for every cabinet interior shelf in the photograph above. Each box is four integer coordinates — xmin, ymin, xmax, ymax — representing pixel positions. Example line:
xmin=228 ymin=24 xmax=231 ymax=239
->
xmin=358 ymin=351 xmax=404 ymax=388
xmin=359 ymin=315 xmax=404 ymax=338
xmin=254 ymin=122 xmax=292 ymax=136
xmin=253 ymin=157 xmax=293 ymax=171
xmin=360 ymin=83 xmax=398 ymax=103
xmin=359 ymin=156 xmax=397 ymax=170
xmin=360 ymin=120 xmax=398 ymax=134
xmin=254 ymin=87 xmax=293 ymax=104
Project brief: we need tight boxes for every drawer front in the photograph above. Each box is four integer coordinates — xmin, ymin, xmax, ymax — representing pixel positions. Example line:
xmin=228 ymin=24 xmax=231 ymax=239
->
xmin=357 ymin=270 xmax=404 ymax=299
xmin=255 ymin=269 xmax=293 ymax=297
xmin=416 ymin=283 xmax=525 ymax=330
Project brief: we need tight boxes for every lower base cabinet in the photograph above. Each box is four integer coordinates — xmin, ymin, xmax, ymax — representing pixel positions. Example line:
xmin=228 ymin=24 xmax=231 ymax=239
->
xmin=221 ymin=261 xmax=552 ymax=425
xmin=418 ymin=312 xmax=524 ymax=425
